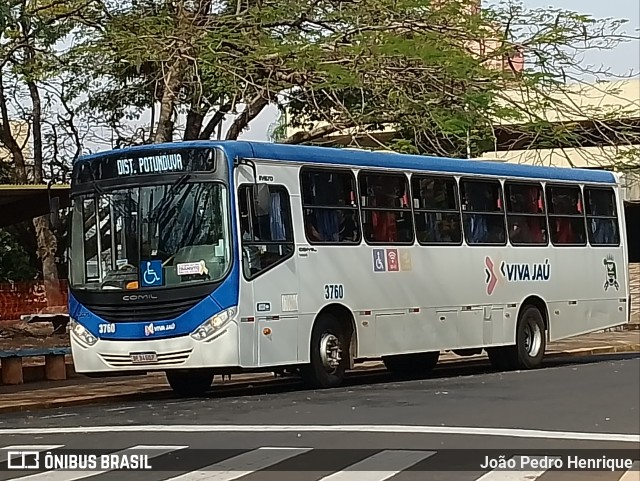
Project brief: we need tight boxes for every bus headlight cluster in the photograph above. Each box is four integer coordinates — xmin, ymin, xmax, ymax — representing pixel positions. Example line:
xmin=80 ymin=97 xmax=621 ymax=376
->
xmin=70 ymin=319 xmax=97 ymax=346
xmin=191 ymin=307 xmax=237 ymax=341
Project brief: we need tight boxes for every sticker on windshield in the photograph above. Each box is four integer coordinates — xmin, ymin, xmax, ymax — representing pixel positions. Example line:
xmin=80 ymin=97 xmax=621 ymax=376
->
xmin=177 ymin=260 xmax=209 ymax=276
xmin=140 ymin=260 xmax=164 ymax=287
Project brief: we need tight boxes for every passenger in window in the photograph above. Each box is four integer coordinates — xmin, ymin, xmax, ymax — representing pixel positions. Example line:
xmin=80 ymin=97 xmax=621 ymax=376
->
xmin=337 ymin=210 xmax=358 ymax=242
xmin=317 ymin=210 xmax=340 ymax=241
xmin=305 ymin=212 xmax=323 ymax=242
xmin=487 ymin=221 xmax=505 ymax=244
xmin=554 ymin=218 xmax=575 ymax=244
xmin=240 ymin=218 xmax=261 ymax=275
xmin=372 ymin=210 xmax=398 ymax=242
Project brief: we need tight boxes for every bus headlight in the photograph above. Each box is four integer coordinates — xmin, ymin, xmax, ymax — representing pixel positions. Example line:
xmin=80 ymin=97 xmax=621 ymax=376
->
xmin=70 ymin=319 xmax=97 ymax=346
xmin=191 ymin=307 xmax=237 ymax=341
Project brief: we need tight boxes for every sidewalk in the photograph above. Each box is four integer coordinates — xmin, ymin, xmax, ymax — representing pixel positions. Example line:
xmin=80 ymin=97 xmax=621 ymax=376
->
xmin=0 ymin=329 xmax=638 ymax=414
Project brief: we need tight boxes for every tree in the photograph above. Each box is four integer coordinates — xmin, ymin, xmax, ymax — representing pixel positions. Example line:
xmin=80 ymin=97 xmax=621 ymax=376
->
xmin=280 ymin=1 xmax=640 ymax=162
xmin=67 ymin=0 xmax=637 ymax=165
xmin=0 ymin=229 xmax=36 ymax=283
xmin=0 ymin=0 xmax=93 ymax=306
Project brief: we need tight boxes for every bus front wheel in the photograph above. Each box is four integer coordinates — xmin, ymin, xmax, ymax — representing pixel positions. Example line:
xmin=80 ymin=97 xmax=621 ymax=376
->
xmin=166 ymin=369 xmax=215 ymax=397
xmin=301 ymin=313 xmax=350 ymax=389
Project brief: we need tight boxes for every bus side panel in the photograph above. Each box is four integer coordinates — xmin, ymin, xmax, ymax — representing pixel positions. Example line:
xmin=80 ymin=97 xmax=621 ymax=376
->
xmin=243 ymin=159 xmax=629 ymax=361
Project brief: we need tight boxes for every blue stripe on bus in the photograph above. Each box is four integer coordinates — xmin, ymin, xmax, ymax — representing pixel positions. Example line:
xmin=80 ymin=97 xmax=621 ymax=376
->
xmin=75 ymin=140 xmax=617 ymax=184
xmin=68 ymin=265 xmax=240 ymax=340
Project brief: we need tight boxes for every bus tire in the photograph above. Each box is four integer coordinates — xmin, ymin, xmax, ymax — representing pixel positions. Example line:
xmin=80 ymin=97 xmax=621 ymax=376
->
xmin=301 ymin=313 xmax=350 ymax=389
xmin=513 ymin=304 xmax=546 ymax=369
xmin=165 ymin=369 xmax=214 ymax=397
xmin=383 ymin=351 xmax=440 ymax=378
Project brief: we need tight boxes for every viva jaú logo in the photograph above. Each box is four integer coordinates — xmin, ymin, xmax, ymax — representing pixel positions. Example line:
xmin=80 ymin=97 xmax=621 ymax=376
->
xmin=485 ymin=256 xmax=551 ymax=295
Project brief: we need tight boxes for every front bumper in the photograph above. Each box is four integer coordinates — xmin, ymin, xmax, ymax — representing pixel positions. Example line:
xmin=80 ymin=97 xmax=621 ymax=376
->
xmin=70 ymin=321 xmax=240 ymax=372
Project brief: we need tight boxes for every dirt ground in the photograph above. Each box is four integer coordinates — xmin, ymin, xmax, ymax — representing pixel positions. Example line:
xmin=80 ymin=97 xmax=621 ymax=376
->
xmin=0 ymin=334 xmax=70 ymax=351
xmin=0 ymin=322 xmax=70 ymax=351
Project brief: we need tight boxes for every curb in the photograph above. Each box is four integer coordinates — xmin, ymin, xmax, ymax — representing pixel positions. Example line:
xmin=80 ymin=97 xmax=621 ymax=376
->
xmin=1 ymin=344 xmax=638 ymax=414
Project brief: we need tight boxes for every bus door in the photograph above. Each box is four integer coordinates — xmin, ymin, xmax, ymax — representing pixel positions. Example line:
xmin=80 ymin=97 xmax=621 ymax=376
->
xmin=238 ymin=184 xmax=299 ymax=366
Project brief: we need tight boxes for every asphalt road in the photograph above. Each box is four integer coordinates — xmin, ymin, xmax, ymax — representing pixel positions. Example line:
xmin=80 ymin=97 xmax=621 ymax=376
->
xmin=0 ymin=354 xmax=638 ymax=481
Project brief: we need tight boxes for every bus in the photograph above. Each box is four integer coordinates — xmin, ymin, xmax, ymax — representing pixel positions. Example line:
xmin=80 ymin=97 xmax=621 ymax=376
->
xmin=67 ymin=141 xmax=630 ymax=395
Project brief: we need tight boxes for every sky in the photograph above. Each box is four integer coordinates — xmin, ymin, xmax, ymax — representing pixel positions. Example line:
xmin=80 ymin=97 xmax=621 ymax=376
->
xmin=236 ymin=0 xmax=640 ymax=143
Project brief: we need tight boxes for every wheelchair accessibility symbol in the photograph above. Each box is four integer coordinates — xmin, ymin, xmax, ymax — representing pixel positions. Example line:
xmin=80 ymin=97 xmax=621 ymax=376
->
xmin=141 ymin=260 xmax=164 ymax=287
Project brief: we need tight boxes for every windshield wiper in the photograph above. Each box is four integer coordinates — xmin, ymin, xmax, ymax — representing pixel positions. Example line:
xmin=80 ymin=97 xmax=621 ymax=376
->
xmin=170 ymin=173 xmax=191 ymax=191
xmin=152 ymin=173 xmax=192 ymax=223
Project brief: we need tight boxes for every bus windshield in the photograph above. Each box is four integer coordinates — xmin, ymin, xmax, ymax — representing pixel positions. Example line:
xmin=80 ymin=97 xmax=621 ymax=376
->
xmin=70 ymin=181 xmax=231 ymax=291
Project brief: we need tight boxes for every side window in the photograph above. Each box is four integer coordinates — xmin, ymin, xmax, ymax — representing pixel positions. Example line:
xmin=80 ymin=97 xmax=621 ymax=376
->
xmin=460 ymin=179 xmax=506 ymax=245
xmin=238 ymin=184 xmax=294 ymax=279
xmin=300 ymin=169 xmax=360 ymax=244
xmin=359 ymin=172 xmax=414 ymax=245
xmin=505 ymin=182 xmax=547 ymax=245
xmin=585 ymin=187 xmax=619 ymax=246
xmin=411 ymin=175 xmax=462 ymax=244
xmin=547 ymin=185 xmax=587 ymax=246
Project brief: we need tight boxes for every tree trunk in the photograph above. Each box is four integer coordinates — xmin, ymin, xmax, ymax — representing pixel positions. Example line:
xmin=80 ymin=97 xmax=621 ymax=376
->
xmin=33 ymin=216 xmax=64 ymax=308
xmin=154 ymin=60 xmax=185 ymax=143
xmin=184 ymin=107 xmax=206 ymax=140
xmin=199 ymin=101 xmax=232 ymax=139
xmin=27 ymin=80 xmax=44 ymax=183
xmin=26 ymin=71 xmax=62 ymax=308
xmin=225 ymin=94 xmax=269 ymax=140
xmin=0 ymin=71 xmax=28 ymax=183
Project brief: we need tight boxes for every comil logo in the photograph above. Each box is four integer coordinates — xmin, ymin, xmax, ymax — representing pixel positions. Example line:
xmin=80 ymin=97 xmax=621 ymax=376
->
xmin=7 ymin=451 xmax=40 ymax=470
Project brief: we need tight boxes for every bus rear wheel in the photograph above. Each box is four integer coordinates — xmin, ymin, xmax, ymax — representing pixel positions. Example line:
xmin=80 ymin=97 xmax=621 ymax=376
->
xmin=166 ymin=369 xmax=214 ymax=397
xmin=487 ymin=304 xmax=546 ymax=371
xmin=383 ymin=351 xmax=440 ymax=378
xmin=301 ymin=313 xmax=350 ymax=389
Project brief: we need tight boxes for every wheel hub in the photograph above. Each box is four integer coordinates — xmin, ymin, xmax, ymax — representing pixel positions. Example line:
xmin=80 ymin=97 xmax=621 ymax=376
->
xmin=319 ymin=333 xmax=342 ymax=372
xmin=524 ymin=322 xmax=542 ymax=357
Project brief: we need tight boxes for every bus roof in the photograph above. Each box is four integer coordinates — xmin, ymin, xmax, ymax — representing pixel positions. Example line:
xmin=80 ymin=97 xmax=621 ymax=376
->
xmin=76 ymin=140 xmax=617 ymax=184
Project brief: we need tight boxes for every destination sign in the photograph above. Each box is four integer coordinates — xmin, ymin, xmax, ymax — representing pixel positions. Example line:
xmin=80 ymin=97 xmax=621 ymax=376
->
xmin=117 ymin=154 xmax=184 ymax=176
xmin=73 ymin=148 xmax=218 ymax=184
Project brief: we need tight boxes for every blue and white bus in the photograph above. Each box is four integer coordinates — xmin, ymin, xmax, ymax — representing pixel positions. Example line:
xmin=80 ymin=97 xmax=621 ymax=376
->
xmin=68 ymin=141 xmax=630 ymax=395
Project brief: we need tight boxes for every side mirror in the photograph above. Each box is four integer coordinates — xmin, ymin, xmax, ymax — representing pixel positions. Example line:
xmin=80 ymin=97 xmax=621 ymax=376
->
xmin=252 ymin=183 xmax=271 ymax=216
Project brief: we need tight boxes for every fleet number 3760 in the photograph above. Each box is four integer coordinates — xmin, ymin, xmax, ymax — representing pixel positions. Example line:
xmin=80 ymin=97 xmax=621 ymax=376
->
xmin=324 ymin=284 xmax=344 ymax=300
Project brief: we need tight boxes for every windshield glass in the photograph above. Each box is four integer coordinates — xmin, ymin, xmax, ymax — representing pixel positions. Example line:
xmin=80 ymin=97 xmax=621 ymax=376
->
xmin=70 ymin=182 xmax=230 ymax=291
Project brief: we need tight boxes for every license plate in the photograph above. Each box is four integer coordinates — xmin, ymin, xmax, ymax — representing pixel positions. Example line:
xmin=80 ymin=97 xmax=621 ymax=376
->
xmin=130 ymin=352 xmax=158 ymax=364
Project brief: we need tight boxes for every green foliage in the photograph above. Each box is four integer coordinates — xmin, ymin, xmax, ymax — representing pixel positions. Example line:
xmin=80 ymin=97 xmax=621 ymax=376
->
xmin=0 ymin=229 xmax=36 ymax=282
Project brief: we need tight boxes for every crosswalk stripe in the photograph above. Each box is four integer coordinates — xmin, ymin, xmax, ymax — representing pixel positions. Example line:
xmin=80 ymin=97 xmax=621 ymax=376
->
xmin=5 ymin=445 xmax=187 ymax=481
xmin=162 ymin=447 xmax=312 ymax=481
xmin=474 ymin=456 xmax=555 ymax=481
xmin=0 ymin=447 xmax=64 ymax=465
xmin=317 ymin=449 xmax=436 ymax=481
xmin=619 ymin=461 xmax=640 ymax=481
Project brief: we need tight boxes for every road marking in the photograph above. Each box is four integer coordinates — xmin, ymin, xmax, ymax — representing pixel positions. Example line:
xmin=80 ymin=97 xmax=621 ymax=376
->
xmin=0 ymin=446 xmax=63 ymax=464
xmin=619 ymin=461 xmax=640 ymax=481
xmin=5 ymin=445 xmax=187 ymax=481
xmin=475 ymin=456 xmax=552 ymax=481
xmin=318 ymin=449 xmax=436 ymax=481
xmin=0 ymin=425 xmax=637 ymax=443
xmin=163 ymin=447 xmax=312 ymax=481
